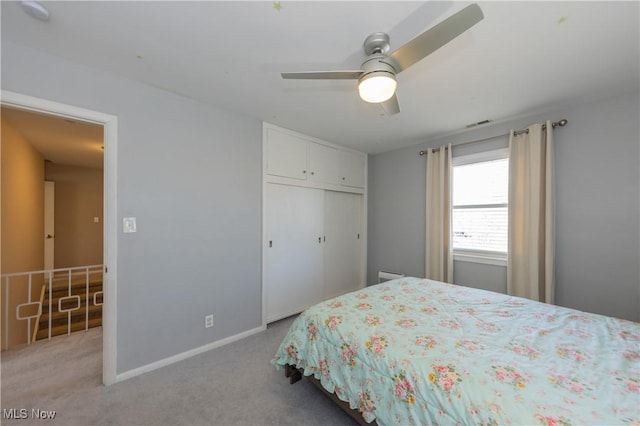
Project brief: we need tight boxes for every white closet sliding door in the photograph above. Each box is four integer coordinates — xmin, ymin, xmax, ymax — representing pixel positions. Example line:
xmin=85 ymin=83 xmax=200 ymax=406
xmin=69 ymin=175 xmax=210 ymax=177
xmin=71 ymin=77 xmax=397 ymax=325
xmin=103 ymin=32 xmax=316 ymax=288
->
xmin=324 ymin=191 xmax=363 ymax=299
xmin=265 ymin=183 xmax=324 ymax=322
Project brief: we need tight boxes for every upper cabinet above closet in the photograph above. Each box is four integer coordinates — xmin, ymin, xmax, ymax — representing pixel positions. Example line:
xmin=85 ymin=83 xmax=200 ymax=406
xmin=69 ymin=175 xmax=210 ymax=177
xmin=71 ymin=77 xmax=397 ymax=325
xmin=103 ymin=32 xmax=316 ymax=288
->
xmin=265 ymin=128 xmax=308 ymax=180
xmin=264 ymin=123 xmax=366 ymax=192
xmin=308 ymin=141 xmax=340 ymax=185
xmin=339 ymin=149 xmax=366 ymax=188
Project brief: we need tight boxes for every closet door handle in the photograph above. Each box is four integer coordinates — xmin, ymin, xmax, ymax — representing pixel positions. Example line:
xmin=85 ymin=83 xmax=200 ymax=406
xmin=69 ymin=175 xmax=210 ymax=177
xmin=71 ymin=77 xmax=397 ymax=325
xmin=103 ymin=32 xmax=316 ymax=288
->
xmin=318 ymin=237 xmax=322 ymax=243
xmin=269 ymin=240 xmax=273 ymax=247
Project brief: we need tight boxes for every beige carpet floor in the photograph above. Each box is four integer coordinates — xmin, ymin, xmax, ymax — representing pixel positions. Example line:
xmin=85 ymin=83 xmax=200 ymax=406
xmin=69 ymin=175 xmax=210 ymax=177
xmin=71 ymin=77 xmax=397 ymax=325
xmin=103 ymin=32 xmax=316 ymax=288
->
xmin=1 ymin=317 xmax=357 ymax=426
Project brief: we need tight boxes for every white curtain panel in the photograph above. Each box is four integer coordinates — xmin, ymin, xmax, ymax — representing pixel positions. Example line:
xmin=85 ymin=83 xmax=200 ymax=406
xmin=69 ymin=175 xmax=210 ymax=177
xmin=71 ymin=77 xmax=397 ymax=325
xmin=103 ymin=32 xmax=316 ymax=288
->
xmin=425 ymin=144 xmax=453 ymax=282
xmin=507 ymin=121 xmax=555 ymax=303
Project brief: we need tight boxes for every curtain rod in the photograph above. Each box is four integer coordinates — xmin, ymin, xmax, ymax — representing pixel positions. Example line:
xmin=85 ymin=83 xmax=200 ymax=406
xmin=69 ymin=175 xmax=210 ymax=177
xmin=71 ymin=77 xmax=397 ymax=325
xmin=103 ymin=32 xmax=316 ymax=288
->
xmin=418 ymin=119 xmax=568 ymax=156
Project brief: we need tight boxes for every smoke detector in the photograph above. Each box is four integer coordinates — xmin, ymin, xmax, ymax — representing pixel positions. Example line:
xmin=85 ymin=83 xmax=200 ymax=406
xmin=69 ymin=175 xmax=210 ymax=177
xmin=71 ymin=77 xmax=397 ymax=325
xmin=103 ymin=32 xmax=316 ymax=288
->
xmin=21 ymin=1 xmax=50 ymax=22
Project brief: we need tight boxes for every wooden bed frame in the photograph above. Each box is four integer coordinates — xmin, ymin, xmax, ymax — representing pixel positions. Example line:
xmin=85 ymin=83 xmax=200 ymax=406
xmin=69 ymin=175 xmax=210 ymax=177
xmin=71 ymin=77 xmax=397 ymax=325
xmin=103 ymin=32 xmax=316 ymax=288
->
xmin=284 ymin=364 xmax=377 ymax=426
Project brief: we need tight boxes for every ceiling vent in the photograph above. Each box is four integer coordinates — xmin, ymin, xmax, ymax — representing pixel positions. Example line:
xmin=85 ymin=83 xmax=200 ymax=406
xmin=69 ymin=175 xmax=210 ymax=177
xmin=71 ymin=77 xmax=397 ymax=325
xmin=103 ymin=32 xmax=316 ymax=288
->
xmin=466 ymin=119 xmax=492 ymax=128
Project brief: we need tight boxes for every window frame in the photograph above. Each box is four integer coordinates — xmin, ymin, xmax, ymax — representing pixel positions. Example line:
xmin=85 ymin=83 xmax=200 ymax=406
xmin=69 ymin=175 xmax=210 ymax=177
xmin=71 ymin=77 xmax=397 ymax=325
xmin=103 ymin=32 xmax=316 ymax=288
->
xmin=451 ymin=148 xmax=509 ymax=266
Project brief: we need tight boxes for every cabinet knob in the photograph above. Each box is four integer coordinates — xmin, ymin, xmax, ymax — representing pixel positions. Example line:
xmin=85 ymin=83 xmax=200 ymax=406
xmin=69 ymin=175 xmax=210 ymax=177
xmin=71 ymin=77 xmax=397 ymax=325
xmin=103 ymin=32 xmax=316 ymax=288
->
xmin=342 ymin=177 xmax=346 ymax=180
xmin=302 ymin=170 xmax=306 ymax=174
xmin=310 ymin=172 xmax=314 ymax=175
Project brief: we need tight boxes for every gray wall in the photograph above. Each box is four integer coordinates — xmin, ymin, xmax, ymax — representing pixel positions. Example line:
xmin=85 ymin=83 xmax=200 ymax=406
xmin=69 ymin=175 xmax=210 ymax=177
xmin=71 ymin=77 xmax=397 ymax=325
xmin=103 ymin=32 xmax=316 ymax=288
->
xmin=2 ymin=41 xmax=263 ymax=372
xmin=368 ymin=90 xmax=640 ymax=322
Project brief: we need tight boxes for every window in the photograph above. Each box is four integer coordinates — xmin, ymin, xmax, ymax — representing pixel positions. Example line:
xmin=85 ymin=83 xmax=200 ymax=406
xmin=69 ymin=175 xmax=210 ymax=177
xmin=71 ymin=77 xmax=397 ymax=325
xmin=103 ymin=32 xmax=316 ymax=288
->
xmin=452 ymin=149 xmax=508 ymax=264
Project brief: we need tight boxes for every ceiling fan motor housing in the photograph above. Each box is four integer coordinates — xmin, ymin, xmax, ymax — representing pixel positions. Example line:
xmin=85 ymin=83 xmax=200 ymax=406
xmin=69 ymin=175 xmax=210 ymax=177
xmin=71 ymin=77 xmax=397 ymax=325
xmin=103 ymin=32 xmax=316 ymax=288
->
xmin=359 ymin=54 xmax=399 ymax=79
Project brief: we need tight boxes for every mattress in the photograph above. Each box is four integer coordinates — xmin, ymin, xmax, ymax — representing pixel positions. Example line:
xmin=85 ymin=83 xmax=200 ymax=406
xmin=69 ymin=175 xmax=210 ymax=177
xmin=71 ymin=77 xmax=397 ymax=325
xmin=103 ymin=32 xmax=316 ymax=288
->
xmin=272 ymin=277 xmax=639 ymax=425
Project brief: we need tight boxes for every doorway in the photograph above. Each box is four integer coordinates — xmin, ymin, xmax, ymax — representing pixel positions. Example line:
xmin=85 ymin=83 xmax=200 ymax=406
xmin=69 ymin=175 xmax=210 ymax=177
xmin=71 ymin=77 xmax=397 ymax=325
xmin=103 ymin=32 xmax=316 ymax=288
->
xmin=1 ymin=90 xmax=117 ymax=385
xmin=44 ymin=181 xmax=55 ymax=271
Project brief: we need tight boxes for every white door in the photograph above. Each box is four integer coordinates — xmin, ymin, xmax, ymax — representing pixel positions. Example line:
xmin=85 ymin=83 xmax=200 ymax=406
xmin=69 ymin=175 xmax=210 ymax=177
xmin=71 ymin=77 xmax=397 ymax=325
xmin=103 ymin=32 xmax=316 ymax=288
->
xmin=265 ymin=184 xmax=325 ymax=322
xmin=44 ymin=181 xmax=55 ymax=270
xmin=324 ymin=191 xmax=363 ymax=299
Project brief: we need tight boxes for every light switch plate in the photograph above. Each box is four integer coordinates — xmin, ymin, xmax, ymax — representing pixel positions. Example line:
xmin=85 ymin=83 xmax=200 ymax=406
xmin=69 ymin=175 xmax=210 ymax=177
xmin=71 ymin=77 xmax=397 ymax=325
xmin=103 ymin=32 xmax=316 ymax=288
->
xmin=123 ymin=217 xmax=137 ymax=233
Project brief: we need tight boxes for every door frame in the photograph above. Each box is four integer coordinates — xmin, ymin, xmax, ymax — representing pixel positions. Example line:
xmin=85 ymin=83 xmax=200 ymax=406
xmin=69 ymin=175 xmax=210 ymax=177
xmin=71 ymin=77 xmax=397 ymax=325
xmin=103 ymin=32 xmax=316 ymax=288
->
xmin=44 ymin=181 xmax=55 ymax=270
xmin=1 ymin=90 xmax=118 ymax=385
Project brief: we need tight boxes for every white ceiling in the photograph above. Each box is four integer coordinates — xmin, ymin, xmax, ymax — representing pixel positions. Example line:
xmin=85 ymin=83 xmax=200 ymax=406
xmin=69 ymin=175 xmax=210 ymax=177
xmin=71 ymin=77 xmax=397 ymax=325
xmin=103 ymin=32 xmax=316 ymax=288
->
xmin=1 ymin=1 xmax=638 ymax=157
xmin=1 ymin=106 xmax=104 ymax=169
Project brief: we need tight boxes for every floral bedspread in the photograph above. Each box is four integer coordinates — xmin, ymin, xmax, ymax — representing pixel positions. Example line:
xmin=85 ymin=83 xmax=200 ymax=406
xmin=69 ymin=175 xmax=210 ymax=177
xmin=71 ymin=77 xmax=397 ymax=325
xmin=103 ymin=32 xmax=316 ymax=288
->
xmin=272 ymin=277 xmax=640 ymax=425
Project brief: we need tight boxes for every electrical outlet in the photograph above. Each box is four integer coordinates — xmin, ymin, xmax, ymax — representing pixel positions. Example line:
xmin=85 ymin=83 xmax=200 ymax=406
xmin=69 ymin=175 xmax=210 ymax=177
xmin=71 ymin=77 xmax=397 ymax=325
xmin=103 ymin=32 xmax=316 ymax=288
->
xmin=205 ymin=314 xmax=214 ymax=328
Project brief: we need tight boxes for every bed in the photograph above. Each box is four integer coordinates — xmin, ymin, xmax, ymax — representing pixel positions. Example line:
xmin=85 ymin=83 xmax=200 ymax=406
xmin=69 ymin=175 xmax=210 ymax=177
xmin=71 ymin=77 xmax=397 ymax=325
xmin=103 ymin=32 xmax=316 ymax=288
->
xmin=272 ymin=277 xmax=639 ymax=425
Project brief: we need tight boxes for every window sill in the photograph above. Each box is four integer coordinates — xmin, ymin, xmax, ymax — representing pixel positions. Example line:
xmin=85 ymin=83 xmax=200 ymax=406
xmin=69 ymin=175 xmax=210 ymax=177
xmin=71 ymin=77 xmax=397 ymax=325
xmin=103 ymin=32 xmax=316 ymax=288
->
xmin=453 ymin=251 xmax=507 ymax=267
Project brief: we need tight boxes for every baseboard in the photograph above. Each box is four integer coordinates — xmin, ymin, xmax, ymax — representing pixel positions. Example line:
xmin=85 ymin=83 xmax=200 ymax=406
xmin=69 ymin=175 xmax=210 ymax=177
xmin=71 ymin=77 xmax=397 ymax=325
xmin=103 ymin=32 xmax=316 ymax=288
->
xmin=113 ymin=325 xmax=267 ymax=383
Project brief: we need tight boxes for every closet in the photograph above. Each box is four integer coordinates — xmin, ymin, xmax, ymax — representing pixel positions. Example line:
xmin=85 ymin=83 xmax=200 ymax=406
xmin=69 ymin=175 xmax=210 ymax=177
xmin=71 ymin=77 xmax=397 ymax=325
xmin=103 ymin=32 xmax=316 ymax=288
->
xmin=323 ymin=190 xmax=363 ymax=299
xmin=263 ymin=123 xmax=366 ymax=323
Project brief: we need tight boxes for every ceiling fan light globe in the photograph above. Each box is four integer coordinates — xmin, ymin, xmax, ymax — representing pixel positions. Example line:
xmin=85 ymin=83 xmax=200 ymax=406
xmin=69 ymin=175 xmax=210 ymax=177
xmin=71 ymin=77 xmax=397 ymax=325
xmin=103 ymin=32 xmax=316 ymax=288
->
xmin=358 ymin=72 xmax=397 ymax=103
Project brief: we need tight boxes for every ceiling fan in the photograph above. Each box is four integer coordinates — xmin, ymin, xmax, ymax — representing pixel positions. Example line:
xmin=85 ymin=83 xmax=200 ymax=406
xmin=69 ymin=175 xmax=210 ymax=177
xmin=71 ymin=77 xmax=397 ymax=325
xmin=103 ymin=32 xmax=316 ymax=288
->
xmin=281 ymin=3 xmax=483 ymax=115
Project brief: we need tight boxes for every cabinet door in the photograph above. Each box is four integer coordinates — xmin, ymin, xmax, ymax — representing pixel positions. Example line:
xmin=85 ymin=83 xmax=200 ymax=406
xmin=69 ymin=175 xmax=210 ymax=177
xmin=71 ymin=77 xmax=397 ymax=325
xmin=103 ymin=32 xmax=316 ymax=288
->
xmin=324 ymin=191 xmax=363 ymax=299
xmin=266 ymin=128 xmax=308 ymax=180
xmin=265 ymin=184 xmax=325 ymax=321
xmin=309 ymin=142 xmax=340 ymax=185
xmin=339 ymin=150 xmax=366 ymax=188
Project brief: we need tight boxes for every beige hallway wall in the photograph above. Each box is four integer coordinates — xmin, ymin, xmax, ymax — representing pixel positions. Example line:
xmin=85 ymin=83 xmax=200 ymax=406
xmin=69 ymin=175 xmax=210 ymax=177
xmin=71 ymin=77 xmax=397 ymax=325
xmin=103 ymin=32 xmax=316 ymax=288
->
xmin=45 ymin=163 xmax=103 ymax=268
xmin=1 ymin=116 xmax=45 ymax=349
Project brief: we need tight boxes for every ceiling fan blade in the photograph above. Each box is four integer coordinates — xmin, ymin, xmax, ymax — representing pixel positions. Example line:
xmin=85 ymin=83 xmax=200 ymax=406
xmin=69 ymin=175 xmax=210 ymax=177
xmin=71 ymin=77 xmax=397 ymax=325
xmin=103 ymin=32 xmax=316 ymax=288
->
xmin=381 ymin=93 xmax=400 ymax=115
xmin=390 ymin=3 xmax=483 ymax=72
xmin=281 ymin=70 xmax=363 ymax=80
